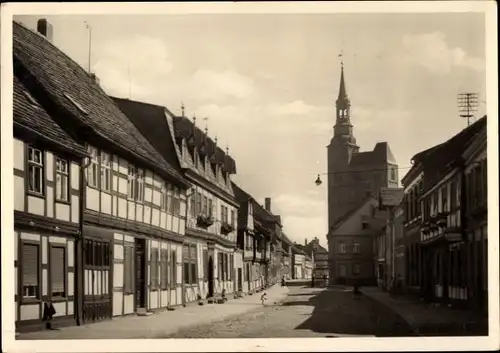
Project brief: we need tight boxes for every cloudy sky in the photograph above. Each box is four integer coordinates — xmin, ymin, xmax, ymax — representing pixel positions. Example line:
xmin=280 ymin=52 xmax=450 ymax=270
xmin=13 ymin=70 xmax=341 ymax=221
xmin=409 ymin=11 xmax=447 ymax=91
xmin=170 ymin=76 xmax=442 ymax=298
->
xmin=16 ymin=12 xmax=486 ymax=247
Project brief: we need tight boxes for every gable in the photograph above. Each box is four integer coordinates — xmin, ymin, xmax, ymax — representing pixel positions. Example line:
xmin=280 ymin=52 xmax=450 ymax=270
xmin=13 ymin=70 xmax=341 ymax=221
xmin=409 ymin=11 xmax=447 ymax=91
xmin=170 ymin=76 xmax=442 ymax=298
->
xmin=333 ymin=197 xmax=378 ymax=235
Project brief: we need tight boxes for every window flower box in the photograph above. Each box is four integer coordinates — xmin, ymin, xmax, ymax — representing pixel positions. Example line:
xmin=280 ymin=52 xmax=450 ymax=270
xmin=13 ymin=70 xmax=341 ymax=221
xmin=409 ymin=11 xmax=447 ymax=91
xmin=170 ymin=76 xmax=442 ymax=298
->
xmin=197 ymin=214 xmax=214 ymax=229
xmin=220 ymin=222 xmax=234 ymax=235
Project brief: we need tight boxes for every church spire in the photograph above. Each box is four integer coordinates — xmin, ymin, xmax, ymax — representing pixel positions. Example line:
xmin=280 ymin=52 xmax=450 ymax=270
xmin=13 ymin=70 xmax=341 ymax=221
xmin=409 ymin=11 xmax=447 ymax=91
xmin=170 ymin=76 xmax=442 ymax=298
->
xmin=336 ymin=63 xmax=350 ymax=114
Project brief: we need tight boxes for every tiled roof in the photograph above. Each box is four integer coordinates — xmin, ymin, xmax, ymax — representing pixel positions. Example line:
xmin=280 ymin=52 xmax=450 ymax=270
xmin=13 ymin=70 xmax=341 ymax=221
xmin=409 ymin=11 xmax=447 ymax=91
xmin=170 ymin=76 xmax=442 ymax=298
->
xmin=252 ymin=199 xmax=282 ymax=226
xmin=13 ymin=21 xmax=184 ymax=184
xmin=112 ymin=97 xmax=189 ymax=187
xmin=379 ymin=187 xmax=404 ymax=208
xmin=172 ymin=115 xmax=237 ymax=174
xmin=231 ymin=182 xmax=252 ymax=204
xmin=331 ymin=194 xmax=375 ymax=231
xmin=13 ymin=76 xmax=87 ymax=156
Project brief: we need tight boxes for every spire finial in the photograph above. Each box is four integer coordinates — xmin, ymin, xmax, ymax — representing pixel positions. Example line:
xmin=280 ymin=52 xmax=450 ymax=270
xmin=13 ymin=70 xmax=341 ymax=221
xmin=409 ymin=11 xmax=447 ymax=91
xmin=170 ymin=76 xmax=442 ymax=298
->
xmin=193 ymin=114 xmax=196 ymax=125
xmin=181 ymin=101 xmax=185 ymax=117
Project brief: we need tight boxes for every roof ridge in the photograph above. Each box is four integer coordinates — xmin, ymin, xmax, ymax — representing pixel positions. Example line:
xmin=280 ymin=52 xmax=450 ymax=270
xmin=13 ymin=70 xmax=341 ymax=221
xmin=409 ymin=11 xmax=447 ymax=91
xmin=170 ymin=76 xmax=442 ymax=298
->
xmin=13 ymin=21 xmax=96 ymax=83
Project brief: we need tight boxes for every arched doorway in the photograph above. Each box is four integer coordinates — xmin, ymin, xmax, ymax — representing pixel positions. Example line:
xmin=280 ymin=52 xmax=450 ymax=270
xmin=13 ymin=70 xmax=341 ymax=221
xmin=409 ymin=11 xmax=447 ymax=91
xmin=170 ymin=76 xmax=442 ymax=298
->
xmin=208 ymin=256 xmax=214 ymax=298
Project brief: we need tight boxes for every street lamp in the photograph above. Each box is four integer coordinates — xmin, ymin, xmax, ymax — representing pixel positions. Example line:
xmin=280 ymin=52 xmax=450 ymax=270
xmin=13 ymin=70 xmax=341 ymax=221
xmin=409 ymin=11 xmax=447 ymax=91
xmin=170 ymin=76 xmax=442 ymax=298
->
xmin=315 ymin=174 xmax=322 ymax=186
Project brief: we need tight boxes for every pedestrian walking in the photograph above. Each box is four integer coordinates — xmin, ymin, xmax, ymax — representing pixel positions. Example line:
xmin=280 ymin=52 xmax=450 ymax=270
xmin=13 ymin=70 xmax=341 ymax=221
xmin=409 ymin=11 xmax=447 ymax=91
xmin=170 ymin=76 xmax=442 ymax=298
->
xmin=260 ymin=292 xmax=267 ymax=305
xmin=352 ymin=283 xmax=362 ymax=300
xmin=281 ymin=276 xmax=286 ymax=287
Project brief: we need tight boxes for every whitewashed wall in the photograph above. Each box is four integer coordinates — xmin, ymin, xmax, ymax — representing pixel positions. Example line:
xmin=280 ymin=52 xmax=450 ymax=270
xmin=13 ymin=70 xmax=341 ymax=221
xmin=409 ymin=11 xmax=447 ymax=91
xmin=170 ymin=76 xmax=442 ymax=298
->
xmin=13 ymin=138 xmax=80 ymax=223
xmin=15 ymin=230 xmax=75 ymax=323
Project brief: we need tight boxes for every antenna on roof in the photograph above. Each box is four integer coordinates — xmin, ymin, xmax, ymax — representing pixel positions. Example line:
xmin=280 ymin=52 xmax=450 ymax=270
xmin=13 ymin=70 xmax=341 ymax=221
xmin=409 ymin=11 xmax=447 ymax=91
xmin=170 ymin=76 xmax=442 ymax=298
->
xmin=84 ymin=21 xmax=92 ymax=73
xmin=128 ymin=60 xmax=132 ymax=99
xmin=458 ymin=92 xmax=479 ymax=127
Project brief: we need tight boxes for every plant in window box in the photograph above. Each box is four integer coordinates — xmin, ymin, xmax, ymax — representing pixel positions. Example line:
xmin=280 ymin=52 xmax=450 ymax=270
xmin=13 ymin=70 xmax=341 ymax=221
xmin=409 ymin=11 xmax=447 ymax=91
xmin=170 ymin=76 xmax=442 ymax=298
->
xmin=436 ymin=212 xmax=448 ymax=227
xmin=220 ymin=222 xmax=235 ymax=235
xmin=196 ymin=214 xmax=214 ymax=228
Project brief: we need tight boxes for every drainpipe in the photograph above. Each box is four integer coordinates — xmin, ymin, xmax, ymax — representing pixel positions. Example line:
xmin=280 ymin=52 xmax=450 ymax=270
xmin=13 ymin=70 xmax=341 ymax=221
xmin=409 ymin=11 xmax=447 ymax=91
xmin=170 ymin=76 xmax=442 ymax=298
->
xmin=76 ymin=156 xmax=91 ymax=326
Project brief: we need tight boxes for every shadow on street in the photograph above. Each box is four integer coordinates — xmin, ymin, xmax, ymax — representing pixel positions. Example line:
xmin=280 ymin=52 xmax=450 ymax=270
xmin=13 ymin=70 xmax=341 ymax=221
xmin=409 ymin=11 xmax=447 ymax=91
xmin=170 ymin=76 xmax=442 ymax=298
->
xmin=283 ymin=288 xmax=415 ymax=337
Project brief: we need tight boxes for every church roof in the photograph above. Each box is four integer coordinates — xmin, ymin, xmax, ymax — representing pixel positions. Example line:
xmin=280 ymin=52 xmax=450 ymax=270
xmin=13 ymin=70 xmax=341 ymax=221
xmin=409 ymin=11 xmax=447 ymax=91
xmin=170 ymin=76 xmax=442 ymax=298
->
xmin=350 ymin=142 xmax=397 ymax=167
xmin=336 ymin=64 xmax=350 ymax=109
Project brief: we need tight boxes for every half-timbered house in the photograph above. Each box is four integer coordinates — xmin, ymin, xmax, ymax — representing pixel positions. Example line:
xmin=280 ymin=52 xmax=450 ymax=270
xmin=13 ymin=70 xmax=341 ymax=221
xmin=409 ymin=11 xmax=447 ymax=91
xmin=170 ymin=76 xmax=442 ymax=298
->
xmin=170 ymin=112 xmax=240 ymax=302
xmin=13 ymin=20 xmax=191 ymax=324
xmin=13 ymin=76 xmax=87 ymax=332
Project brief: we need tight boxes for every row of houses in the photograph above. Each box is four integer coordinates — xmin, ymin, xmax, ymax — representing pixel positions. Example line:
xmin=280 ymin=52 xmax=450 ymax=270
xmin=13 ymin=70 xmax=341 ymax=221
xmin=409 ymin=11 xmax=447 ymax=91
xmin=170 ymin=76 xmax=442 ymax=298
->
xmin=12 ymin=19 xmax=300 ymax=332
xmin=375 ymin=115 xmax=488 ymax=313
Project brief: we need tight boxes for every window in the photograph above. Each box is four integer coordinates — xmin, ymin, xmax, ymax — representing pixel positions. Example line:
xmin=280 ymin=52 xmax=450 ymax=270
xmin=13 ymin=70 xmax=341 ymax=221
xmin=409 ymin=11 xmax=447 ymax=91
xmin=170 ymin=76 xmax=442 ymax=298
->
xmin=450 ymin=181 xmax=457 ymax=209
xmin=390 ymin=167 xmax=397 ymax=182
xmin=231 ymin=210 xmax=235 ymax=227
xmin=173 ymin=188 xmax=181 ymax=215
xmin=166 ymin=184 xmax=173 ymax=213
xmin=190 ymin=192 xmax=196 ymax=217
xmin=353 ymin=242 xmax=361 ymax=254
xmin=203 ymin=196 xmax=208 ymax=215
xmin=128 ymin=166 xmax=145 ymax=202
xmin=27 ymin=146 xmax=44 ymax=195
xmin=127 ymin=166 xmax=135 ymax=199
xmin=362 ymin=221 xmax=369 ymax=230
xmin=136 ymin=169 xmax=144 ymax=202
xmin=195 ymin=192 xmax=202 ymax=215
xmin=208 ymin=199 xmax=213 ymax=217
xmin=160 ymin=249 xmax=169 ymax=290
xmin=87 ymin=146 xmax=99 ymax=188
xmin=22 ymin=243 xmax=39 ymax=299
xmin=55 ymin=157 xmax=69 ymax=201
xmin=161 ymin=184 xmax=168 ymax=211
xmin=50 ymin=246 xmax=66 ymax=298
xmin=338 ymin=243 xmax=347 ymax=254
xmin=100 ymin=152 xmax=112 ymax=192
xmin=218 ymin=253 xmax=224 ymax=281
xmin=432 ymin=192 xmax=438 ymax=215
xmin=124 ymin=246 xmax=134 ymax=294
xmin=64 ymin=92 xmax=88 ymax=114
xmin=183 ymin=245 xmax=198 ymax=285
xmin=170 ymin=250 xmax=177 ymax=289
xmin=150 ymin=249 xmax=159 ymax=290
xmin=353 ymin=264 xmax=361 ymax=275
xmin=441 ymin=186 xmax=448 ymax=213
xmin=339 ymin=264 xmax=346 ymax=277
xmin=221 ymin=206 xmax=228 ymax=224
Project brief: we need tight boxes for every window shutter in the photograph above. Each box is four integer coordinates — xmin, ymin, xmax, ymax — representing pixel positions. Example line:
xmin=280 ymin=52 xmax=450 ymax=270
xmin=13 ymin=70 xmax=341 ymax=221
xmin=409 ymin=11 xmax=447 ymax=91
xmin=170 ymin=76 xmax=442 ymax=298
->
xmin=203 ymin=249 xmax=208 ymax=281
xmin=51 ymin=247 xmax=65 ymax=296
xmin=23 ymin=244 xmax=39 ymax=286
xmin=171 ymin=250 xmax=176 ymax=289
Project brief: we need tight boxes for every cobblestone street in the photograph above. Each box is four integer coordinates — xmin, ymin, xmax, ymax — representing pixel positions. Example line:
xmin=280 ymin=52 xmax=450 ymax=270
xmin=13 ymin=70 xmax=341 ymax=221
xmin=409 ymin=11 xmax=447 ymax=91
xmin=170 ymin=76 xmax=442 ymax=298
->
xmin=166 ymin=286 xmax=414 ymax=338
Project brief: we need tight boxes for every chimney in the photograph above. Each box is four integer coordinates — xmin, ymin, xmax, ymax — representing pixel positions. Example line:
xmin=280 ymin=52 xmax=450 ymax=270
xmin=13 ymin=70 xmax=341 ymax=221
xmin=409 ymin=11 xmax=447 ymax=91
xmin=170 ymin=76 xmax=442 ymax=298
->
xmin=37 ymin=19 xmax=53 ymax=42
xmin=264 ymin=197 xmax=271 ymax=212
xmin=305 ymin=238 xmax=308 ymax=246
xmin=90 ymin=73 xmax=100 ymax=85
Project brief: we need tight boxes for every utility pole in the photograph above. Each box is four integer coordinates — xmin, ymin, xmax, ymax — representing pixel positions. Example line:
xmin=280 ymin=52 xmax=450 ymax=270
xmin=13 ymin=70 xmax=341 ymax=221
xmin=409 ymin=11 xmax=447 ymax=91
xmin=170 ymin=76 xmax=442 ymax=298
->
xmin=458 ymin=93 xmax=479 ymax=127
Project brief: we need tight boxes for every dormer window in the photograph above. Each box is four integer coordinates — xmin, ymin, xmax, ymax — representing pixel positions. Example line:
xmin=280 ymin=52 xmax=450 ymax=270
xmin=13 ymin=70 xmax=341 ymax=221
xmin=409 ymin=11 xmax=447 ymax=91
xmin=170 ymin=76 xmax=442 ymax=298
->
xmin=24 ymin=91 xmax=40 ymax=108
xmin=64 ymin=93 xmax=88 ymax=115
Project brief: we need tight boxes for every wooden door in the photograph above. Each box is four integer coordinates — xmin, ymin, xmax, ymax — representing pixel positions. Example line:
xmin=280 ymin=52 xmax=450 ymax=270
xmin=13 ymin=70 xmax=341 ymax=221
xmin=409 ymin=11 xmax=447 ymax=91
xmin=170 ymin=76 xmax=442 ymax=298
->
xmin=83 ymin=237 xmax=112 ymax=323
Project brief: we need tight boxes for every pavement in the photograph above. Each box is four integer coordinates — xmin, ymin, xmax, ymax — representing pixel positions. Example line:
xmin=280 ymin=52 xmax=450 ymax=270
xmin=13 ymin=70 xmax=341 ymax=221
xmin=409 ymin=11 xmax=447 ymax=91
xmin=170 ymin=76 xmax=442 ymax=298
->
xmin=360 ymin=286 xmax=488 ymax=336
xmin=167 ymin=286 xmax=413 ymax=338
xmin=18 ymin=285 xmax=289 ymax=340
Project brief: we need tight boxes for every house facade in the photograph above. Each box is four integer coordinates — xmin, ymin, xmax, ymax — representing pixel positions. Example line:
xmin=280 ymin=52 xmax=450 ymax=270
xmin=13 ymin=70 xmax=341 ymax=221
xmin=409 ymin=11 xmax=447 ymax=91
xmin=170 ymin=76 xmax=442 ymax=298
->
xmin=232 ymin=182 xmax=270 ymax=294
xmin=171 ymin=113 xmax=240 ymax=301
xmin=13 ymin=76 xmax=87 ymax=332
xmin=14 ymin=20 xmax=191 ymax=327
xmin=328 ymin=196 xmax=387 ymax=285
xmin=403 ymin=116 xmax=487 ymax=308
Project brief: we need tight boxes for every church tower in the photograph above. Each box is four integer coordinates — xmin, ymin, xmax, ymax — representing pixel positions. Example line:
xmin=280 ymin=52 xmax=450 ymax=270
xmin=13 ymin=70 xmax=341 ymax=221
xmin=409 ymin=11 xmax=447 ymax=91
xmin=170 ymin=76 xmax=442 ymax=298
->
xmin=327 ymin=63 xmax=360 ymax=229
